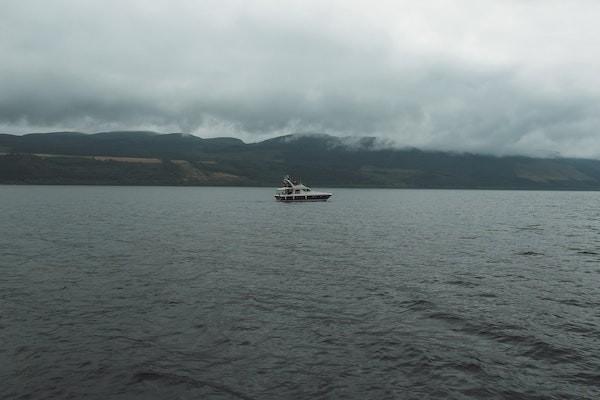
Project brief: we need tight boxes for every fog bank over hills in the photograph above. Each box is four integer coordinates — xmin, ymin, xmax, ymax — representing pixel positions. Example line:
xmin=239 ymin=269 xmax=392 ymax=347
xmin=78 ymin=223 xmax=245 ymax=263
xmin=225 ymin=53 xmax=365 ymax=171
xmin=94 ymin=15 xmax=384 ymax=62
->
xmin=3 ymin=131 xmax=600 ymax=189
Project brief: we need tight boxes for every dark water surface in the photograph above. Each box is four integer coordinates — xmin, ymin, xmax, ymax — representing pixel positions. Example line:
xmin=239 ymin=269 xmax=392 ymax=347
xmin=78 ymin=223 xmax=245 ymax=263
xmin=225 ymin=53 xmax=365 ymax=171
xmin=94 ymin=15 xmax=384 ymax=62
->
xmin=2 ymin=186 xmax=600 ymax=399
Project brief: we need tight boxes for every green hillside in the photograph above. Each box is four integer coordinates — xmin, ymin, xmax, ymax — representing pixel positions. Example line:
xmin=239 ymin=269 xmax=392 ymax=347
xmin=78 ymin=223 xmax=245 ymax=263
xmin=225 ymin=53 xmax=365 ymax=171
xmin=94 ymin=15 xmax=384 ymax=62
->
xmin=2 ymin=131 xmax=600 ymax=189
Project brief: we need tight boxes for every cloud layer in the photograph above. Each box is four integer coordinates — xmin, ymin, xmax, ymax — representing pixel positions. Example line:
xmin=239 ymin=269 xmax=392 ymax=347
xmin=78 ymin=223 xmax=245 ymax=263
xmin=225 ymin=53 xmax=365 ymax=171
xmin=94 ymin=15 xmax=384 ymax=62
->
xmin=2 ymin=0 xmax=600 ymax=157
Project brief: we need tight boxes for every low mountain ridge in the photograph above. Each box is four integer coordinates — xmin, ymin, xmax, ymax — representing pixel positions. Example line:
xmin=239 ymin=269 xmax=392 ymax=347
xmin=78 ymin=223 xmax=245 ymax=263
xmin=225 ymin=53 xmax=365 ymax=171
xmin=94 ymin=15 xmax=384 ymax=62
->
xmin=1 ymin=131 xmax=600 ymax=189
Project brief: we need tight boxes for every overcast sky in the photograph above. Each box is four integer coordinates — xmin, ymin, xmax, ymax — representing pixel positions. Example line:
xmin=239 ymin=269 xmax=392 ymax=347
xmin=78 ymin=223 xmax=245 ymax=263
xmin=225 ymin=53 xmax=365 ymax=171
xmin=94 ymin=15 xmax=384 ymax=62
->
xmin=1 ymin=0 xmax=600 ymax=156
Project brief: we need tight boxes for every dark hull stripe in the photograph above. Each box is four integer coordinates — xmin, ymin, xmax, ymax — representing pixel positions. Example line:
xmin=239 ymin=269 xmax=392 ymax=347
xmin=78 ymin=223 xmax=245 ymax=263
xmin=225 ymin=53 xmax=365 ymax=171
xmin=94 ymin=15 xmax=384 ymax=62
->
xmin=276 ymin=199 xmax=329 ymax=202
xmin=274 ymin=196 xmax=331 ymax=202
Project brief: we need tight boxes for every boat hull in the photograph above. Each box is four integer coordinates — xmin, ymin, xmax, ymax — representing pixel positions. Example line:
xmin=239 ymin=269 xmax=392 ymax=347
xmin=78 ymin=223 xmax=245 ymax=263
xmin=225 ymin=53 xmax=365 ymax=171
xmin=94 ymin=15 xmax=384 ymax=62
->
xmin=274 ymin=194 xmax=331 ymax=202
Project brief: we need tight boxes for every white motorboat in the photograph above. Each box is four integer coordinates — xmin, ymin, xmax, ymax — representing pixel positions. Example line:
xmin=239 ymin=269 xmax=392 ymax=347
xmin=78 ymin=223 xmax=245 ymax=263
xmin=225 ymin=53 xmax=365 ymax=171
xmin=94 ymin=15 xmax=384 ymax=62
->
xmin=274 ymin=176 xmax=332 ymax=202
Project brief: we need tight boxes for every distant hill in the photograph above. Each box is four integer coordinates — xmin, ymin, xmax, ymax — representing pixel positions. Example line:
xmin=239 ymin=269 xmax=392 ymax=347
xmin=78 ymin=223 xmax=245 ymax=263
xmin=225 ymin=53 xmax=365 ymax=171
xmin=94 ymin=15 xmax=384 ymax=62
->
xmin=2 ymin=131 xmax=600 ymax=189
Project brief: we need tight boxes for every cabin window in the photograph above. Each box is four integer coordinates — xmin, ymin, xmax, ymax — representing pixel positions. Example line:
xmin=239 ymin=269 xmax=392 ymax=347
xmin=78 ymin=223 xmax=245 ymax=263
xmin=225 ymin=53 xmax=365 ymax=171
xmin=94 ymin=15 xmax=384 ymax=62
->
xmin=295 ymin=189 xmax=300 ymax=193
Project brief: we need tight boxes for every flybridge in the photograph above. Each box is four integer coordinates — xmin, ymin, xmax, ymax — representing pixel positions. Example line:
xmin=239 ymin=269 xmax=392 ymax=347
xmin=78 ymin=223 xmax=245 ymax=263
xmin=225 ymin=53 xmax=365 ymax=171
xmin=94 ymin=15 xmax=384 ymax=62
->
xmin=274 ymin=175 xmax=332 ymax=202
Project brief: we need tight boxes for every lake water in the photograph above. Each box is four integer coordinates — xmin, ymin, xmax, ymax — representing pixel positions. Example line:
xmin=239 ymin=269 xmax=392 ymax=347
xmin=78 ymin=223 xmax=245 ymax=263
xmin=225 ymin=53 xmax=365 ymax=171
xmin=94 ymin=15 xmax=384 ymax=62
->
xmin=1 ymin=186 xmax=600 ymax=399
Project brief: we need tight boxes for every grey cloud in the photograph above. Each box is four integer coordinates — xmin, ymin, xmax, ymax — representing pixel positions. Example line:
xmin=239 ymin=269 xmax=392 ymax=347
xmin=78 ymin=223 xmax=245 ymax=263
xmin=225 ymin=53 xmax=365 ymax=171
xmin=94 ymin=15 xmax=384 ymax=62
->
xmin=2 ymin=0 xmax=600 ymax=157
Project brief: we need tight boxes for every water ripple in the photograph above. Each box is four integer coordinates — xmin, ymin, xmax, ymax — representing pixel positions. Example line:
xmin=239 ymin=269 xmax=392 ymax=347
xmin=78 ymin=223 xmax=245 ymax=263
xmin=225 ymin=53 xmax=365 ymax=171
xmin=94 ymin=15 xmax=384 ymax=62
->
xmin=2 ymin=186 xmax=600 ymax=399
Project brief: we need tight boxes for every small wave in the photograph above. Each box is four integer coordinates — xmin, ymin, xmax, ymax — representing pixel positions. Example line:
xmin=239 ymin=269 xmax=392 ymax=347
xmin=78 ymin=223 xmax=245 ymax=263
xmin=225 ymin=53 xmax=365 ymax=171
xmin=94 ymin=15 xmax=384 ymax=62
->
xmin=490 ymin=331 xmax=580 ymax=364
xmin=570 ymin=372 xmax=600 ymax=387
xmin=578 ymin=250 xmax=599 ymax=255
xmin=558 ymin=299 xmax=584 ymax=307
xmin=428 ymin=311 xmax=465 ymax=324
xmin=562 ymin=322 xmax=598 ymax=336
xmin=475 ymin=292 xmax=497 ymax=298
xmin=454 ymin=362 xmax=484 ymax=373
xmin=499 ymin=389 xmax=552 ymax=400
xmin=401 ymin=299 xmax=435 ymax=312
xmin=461 ymin=387 xmax=496 ymax=397
xmin=515 ymin=224 xmax=544 ymax=232
xmin=569 ymin=247 xmax=600 ymax=256
xmin=456 ymin=322 xmax=583 ymax=365
xmin=521 ymin=340 xmax=578 ymax=364
xmin=542 ymin=297 xmax=600 ymax=309
xmin=446 ymin=280 xmax=478 ymax=288
xmin=93 ymin=334 xmax=151 ymax=346
xmin=516 ymin=251 xmax=544 ymax=256
xmin=132 ymin=371 xmax=256 ymax=400
xmin=14 ymin=345 xmax=29 ymax=355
